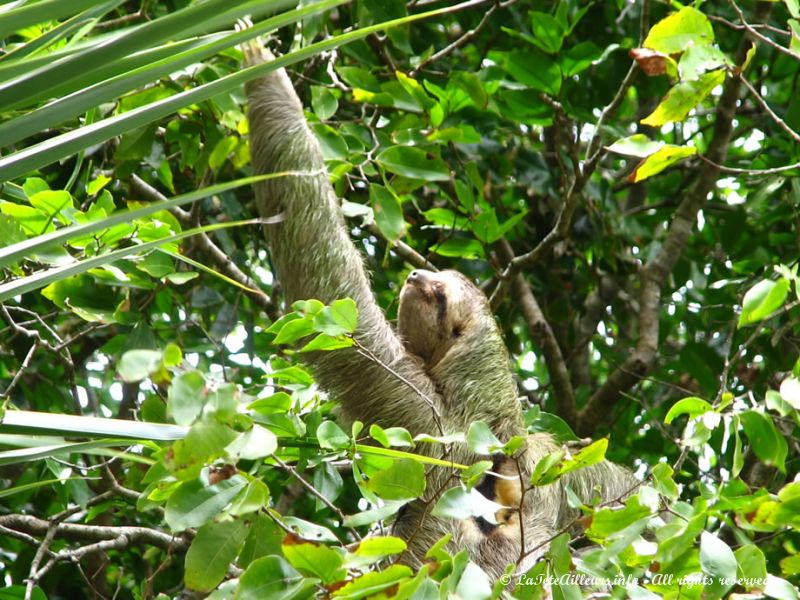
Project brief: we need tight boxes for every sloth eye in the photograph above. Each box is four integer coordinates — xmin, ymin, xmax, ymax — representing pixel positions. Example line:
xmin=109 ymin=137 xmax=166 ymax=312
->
xmin=452 ymin=325 xmax=463 ymax=338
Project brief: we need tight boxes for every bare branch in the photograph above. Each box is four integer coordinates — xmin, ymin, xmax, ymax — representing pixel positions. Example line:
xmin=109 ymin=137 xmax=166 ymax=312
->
xmin=738 ymin=74 xmax=800 ymax=144
xmin=0 ymin=514 xmax=190 ymax=552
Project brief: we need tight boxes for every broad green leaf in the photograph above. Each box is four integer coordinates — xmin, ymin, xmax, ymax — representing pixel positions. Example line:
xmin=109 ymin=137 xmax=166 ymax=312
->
xmin=166 ymin=421 xmax=238 ymax=480
xmin=679 ymin=43 xmax=732 ymax=81
xmin=432 ymin=237 xmax=484 ymax=259
xmin=164 ymin=476 xmax=247 ymax=531
xmin=117 ymin=349 xmax=163 ymax=383
xmin=641 ymin=70 xmax=726 ymax=126
xmin=313 ymin=298 xmax=358 ymax=336
xmin=167 ymin=371 xmax=207 ymax=427
xmin=664 ymin=396 xmax=713 ymax=424
xmin=282 ymin=539 xmax=345 ymax=584
xmin=225 ymin=425 xmax=278 ymax=461
xmin=558 ymin=438 xmax=608 ymax=476
xmin=735 ymin=544 xmax=767 ymax=589
xmin=740 ymin=410 xmax=788 ymax=472
xmin=376 ymin=146 xmax=450 ymax=181
xmin=738 ymin=278 xmax=790 ymax=327
xmin=299 ymin=333 xmax=354 ymax=352
xmin=185 ymin=519 xmax=248 ymax=592
xmin=503 ymin=50 xmax=561 ymax=95
xmin=247 ymin=392 xmax=293 ymax=415
xmin=629 ymin=144 xmax=697 ymax=182
xmin=530 ymin=11 xmax=566 ymax=54
xmin=228 ymin=479 xmax=271 ymax=516
xmin=779 ymin=376 xmax=800 ymax=409
xmin=370 ymin=184 xmax=406 ymax=241
xmin=350 ymin=536 xmax=406 ymax=558
xmin=466 ymin=421 xmax=502 ymax=454
xmin=311 ymin=85 xmax=338 ymax=120
xmin=365 ymin=459 xmax=425 ymax=500
xmin=560 ymin=41 xmax=604 ymax=76
xmin=607 ymin=134 xmax=663 ymax=158
xmin=700 ymin=532 xmax=737 ymax=599
xmin=643 ymin=7 xmax=715 ymax=55
xmin=331 ymin=564 xmax=413 ymax=599
xmin=529 ymin=449 xmax=565 ymax=486
xmin=237 ymin=556 xmax=318 ymax=600
xmin=273 ymin=317 xmax=315 ymax=345
xmin=317 ymin=421 xmax=350 ymax=450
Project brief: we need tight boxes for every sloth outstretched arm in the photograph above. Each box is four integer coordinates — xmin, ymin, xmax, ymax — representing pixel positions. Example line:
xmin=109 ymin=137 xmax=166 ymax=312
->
xmin=243 ymin=46 xmax=440 ymax=432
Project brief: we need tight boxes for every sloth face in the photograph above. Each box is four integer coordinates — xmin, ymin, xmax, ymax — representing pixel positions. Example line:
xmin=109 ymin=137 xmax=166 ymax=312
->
xmin=397 ymin=269 xmax=486 ymax=365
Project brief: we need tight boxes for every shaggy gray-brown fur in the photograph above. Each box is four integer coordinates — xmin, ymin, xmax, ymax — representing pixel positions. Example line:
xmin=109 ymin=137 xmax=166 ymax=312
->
xmin=243 ymin=41 xmax=636 ymax=579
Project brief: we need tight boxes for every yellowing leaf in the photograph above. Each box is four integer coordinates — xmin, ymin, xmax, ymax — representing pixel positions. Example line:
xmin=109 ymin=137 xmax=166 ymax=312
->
xmin=642 ymin=69 xmax=725 ymax=126
xmin=644 ymin=6 xmax=715 ymax=55
xmin=628 ymin=145 xmax=696 ymax=182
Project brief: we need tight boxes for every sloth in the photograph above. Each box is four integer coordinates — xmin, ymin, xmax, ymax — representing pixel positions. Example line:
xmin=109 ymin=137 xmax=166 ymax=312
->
xmin=243 ymin=39 xmax=635 ymax=578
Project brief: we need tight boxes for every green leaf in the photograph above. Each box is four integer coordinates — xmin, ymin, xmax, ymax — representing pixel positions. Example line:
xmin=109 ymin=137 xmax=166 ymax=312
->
xmin=738 ymin=278 xmax=790 ymax=327
xmin=679 ymin=43 xmax=732 ymax=81
xmin=558 ymin=438 xmax=608 ymax=476
xmin=331 ymin=564 xmax=413 ymax=599
xmin=560 ymin=41 xmax=604 ymax=76
xmin=530 ymin=11 xmax=566 ymax=54
xmin=282 ymin=539 xmax=345 ymax=584
xmin=641 ymin=70 xmax=726 ymax=126
xmin=764 ymin=574 xmax=800 ymax=600
xmin=628 ymin=144 xmax=697 ymax=182
xmin=167 ymin=371 xmax=207 ymax=427
xmin=185 ymin=519 xmax=248 ymax=592
xmin=311 ymin=85 xmax=338 ymax=120
xmin=237 ymin=556 xmax=318 ymax=600
xmin=376 ymin=146 xmax=450 ymax=181
xmin=735 ymin=544 xmax=767 ymax=590
xmin=432 ymin=237 xmax=484 ymax=259
xmin=739 ymin=410 xmax=788 ymax=472
xmin=607 ymin=134 xmax=663 ymax=158
xmin=164 ymin=476 xmax=246 ymax=531
xmin=299 ymin=333 xmax=354 ymax=352
xmin=779 ymin=376 xmax=800 ymax=409
xmin=700 ymin=532 xmax=737 ymax=599
xmin=350 ymin=536 xmax=406 ymax=558
xmin=529 ymin=449 xmax=565 ymax=486
xmin=117 ymin=349 xmax=163 ymax=383
xmin=503 ymin=50 xmax=561 ymax=95
xmin=273 ymin=316 xmax=315 ymax=344
xmin=365 ymin=459 xmax=425 ymax=500
xmin=643 ymin=7 xmax=715 ymax=55
xmin=664 ymin=396 xmax=713 ymax=424
xmin=313 ymin=298 xmax=358 ymax=336
xmin=466 ymin=421 xmax=502 ymax=454
xmin=225 ymin=425 xmax=278 ymax=461
xmin=317 ymin=421 xmax=350 ymax=450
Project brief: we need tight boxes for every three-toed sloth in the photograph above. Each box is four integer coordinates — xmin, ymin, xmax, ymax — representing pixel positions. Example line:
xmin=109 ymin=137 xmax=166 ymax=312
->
xmin=243 ymin=40 xmax=635 ymax=578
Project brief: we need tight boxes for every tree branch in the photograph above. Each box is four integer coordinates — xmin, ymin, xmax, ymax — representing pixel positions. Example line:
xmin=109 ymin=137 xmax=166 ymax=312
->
xmin=497 ymin=240 xmax=577 ymax=426
xmin=0 ymin=514 xmax=190 ymax=552
xmin=129 ymin=175 xmax=277 ymax=319
xmin=575 ymin=2 xmax=771 ymax=436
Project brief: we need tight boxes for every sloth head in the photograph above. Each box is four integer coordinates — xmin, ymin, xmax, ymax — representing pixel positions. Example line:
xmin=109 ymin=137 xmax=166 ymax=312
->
xmin=397 ymin=269 xmax=489 ymax=366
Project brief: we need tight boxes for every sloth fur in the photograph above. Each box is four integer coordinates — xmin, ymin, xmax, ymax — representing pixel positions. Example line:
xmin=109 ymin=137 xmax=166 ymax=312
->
xmin=243 ymin=41 xmax=636 ymax=579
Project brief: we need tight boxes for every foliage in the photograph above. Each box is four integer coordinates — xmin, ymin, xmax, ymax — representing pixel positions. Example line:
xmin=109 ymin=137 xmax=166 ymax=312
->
xmin=1 ymin=0 xmax=800 ymax=598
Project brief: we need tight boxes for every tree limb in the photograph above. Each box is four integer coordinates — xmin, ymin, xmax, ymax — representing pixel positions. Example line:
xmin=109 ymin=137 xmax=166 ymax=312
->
xmin=575 ymin=3 xmax=771 ymax=436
